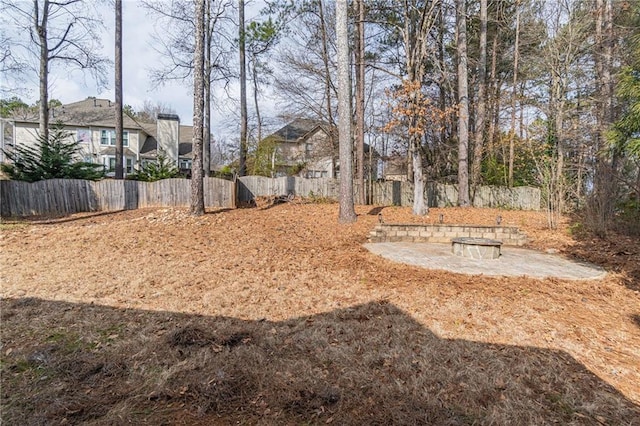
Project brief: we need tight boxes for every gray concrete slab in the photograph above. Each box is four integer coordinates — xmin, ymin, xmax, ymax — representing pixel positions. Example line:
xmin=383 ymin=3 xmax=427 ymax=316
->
xmin=363 ymin=242 xmax=607 ymax=280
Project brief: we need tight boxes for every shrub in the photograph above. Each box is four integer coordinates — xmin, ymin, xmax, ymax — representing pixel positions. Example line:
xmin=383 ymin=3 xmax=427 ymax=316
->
xmin=128 ymin=151 xmax=181 ymax=182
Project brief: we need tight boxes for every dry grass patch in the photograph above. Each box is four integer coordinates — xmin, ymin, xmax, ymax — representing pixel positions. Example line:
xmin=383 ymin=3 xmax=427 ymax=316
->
xmin=1 ymin=204 xmax=639 ymax=424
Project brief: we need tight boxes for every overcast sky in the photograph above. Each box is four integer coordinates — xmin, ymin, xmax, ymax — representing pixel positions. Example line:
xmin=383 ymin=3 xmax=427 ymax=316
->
xmin=11 ymin=1 xmax=268 ymax=139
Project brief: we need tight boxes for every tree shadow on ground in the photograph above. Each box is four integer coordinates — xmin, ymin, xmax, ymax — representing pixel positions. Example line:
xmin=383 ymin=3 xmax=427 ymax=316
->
xmin=204 ymin=207 xmax=234 ymax=216
xmin=367 ymin=206 xmax=386 ymax=216
xmin=2 ymin=297 xmax=638 ymax=425
xmin=2 ymin=209 xmax=127 ymax=225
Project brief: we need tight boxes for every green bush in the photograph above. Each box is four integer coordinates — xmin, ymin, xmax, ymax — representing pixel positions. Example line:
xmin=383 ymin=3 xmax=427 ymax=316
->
xmin=128 ymin=151 xmax=181 ymax=182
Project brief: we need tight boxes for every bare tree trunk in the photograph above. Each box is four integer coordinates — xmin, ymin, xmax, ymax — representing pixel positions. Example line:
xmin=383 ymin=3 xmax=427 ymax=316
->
xmin=114 ymin=0 xmax=124 ymax=179
xmin=354 ymin=0 xmax=365 ymax=204
xmin=203 ymin=0 xmax=212 ymax=177
xmin=471 ymin=0 xmax=487 ymax=195
xmin=336 ymin=0 xmax=356 ymax=223
xmin=400 ymin=1 xmax=438 ymax=216
xmin=190 ymin=0 xmax=205 ymax=216
xmin=487 ymin=33 xmax=499 ymax=155
xmin=36 ymin=0 xmax=50 ymax=142
xmin=508 ymin=1 xmax=521 ymax=188
xmin=437 ymin=2 xmax=447 ymax=173
xmin=546 ymin=71 xmax=565 ymax=229
xmin=318 ymin=0 xmax=337 ymax=177
xmin=411 ymin=137 xmax=428 ymax=215
xmin=15 ymin=1 xmax=107 ymax=145
xmin=590 ymin=0 xmax=616 ymax=234
xmin=456 ymin=0 xmax=470 ymax=207
xmin=603 ymin=0 xmax=614 ymax=146
xmin=238 ymin=0 xmax=248 ymax=176
xmin=251 ymin=56 xmax=262 ymax=146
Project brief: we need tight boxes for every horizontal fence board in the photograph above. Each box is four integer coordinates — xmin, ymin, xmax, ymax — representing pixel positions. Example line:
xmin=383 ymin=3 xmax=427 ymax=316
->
xmin=1 ymin=177 xmax=540 ymax=218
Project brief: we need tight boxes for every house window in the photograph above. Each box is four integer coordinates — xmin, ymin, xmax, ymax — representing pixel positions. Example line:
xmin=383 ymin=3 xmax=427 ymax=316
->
xmin=305 ymin=143 xmax=312 ymax=158
xmin=77 ymin=129 xmax=91 ymax=143
xmin=306 ymin=170 xmax=325 ymax=179
xmin=100 ymin=129 xmax=129 ymax=147
xmin=103 ymin=156 xmax=134 ymax=174
xmin=179 ymin=159 xmax=192 ymax=170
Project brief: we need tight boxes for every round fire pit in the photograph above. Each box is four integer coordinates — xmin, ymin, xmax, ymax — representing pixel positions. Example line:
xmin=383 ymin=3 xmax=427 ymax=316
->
xmin=451 ymin=237 xmax=502 ymax=260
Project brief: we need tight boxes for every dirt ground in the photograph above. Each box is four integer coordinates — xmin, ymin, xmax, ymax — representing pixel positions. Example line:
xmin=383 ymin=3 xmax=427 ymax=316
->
xmin=1 ymin=202 xmax=639 ymax=424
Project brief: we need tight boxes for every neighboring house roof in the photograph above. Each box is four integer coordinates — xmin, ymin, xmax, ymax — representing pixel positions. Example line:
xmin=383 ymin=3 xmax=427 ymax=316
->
xmin=139 ymin=136 xmax=158 ymax=159
xmin=10 ymin=97 xmax=145 ymax=130
xmin=140 ymin=124 xmax=194 ymax=159
xmin=179 ymin=143 xmax=193 ymax=159
xmin=266 ymin=118 xmax=378 ymax=156
xmin=99 ymin=147 xmax=137 ymax=157
xmin=9 ymin=98 xmax=196 ymax=157
xmin=267 ymin=118 xmax=333 ymax=143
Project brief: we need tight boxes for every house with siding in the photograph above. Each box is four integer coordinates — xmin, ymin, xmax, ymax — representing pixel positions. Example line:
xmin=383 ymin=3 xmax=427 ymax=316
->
xmin=263 ymin=118 xmax=379 ymax=179
xmin=1 ymin=97 xmax=194 ymax=176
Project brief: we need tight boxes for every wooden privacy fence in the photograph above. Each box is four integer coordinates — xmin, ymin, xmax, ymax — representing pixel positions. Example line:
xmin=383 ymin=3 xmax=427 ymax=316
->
xmin=0 ymin=176 xmax=541 ymax=217
xmin=238 ymin=177 xmax=541 ymax=211
xmin=0 ymin=178 xmax=234 ymax=217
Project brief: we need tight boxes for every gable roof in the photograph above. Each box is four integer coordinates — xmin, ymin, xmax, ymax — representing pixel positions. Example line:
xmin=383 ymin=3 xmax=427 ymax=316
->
xmin=139 ymin=124 xmax=194 ymax=159
xmin=266 ymin=118 xmax=379 ymax=158
xmin=11 ymin=97 xmax=147 ymax=130
xmin=267 ymin=118 xmax=333 ymax=144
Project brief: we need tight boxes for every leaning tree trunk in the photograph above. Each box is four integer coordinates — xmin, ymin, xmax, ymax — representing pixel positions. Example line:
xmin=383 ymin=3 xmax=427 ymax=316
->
xmin=336 ymin=0 xmax=356 ymax=223
xmin=190 ymin=0 xmax=205 ymax=216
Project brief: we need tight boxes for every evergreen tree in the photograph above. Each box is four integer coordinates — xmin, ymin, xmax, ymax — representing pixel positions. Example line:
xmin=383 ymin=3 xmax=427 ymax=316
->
xmin=128 ymin=151 xmax=181 ymax=182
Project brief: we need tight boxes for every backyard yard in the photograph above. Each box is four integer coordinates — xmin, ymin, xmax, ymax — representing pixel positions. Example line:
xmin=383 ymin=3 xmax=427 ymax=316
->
xmin=1 ymin=203 xmax=639 ymax=424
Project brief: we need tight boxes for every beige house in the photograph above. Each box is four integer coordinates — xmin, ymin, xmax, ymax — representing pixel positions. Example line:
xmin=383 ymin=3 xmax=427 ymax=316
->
xmin=262 ymin=118 xmax=336 ymax=178
xmin=1 ymin=97 xmax=194 ymax=176
xmin=263 ymin=118 xmax=379 ymax=179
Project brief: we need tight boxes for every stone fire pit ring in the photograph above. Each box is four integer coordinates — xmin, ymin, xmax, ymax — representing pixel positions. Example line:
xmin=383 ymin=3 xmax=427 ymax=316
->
xmin=451 ymin=237 xmax=502 ymax=260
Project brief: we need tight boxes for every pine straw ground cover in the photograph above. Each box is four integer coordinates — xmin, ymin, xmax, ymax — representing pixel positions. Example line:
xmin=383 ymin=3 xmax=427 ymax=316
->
xmin=1 ymin=203 xmax=639 ymax=425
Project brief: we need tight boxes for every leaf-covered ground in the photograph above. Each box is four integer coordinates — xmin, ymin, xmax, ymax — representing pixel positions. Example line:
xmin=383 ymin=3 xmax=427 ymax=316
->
xmin=2 ymin=203 xmax=639 ymax=424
